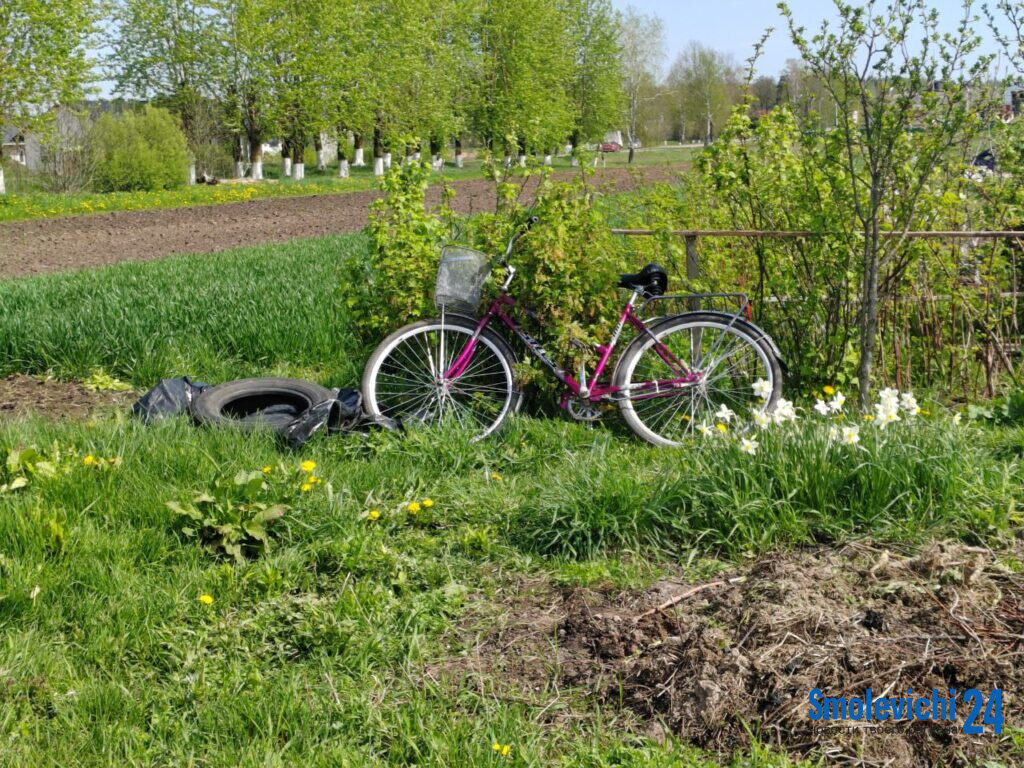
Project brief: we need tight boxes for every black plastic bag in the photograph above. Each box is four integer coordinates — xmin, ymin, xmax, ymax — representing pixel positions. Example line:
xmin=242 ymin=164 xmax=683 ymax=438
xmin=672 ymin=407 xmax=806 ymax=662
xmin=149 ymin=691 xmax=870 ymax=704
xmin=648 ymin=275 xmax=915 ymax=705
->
xmin=132 ymin=377 xmax=210 ymax=423
xmin=280 ymin=388 xmax=397 ymax=449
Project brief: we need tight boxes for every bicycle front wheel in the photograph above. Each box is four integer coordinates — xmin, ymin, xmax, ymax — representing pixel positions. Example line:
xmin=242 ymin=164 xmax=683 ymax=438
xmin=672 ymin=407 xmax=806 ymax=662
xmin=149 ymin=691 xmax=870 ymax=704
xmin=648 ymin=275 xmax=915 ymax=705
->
xmin=614 ymin=313 xmax=782 ymax=446
xmin=362 ymin=316 xmax=520 ymax=440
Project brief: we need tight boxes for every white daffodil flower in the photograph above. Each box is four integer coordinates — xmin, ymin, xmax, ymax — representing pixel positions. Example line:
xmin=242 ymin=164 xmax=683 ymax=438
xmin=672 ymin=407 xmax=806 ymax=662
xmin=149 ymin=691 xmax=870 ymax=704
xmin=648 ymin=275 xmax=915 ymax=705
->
xmin=741 ymin=438 xmax=759 ymax=455
xmin=752 ymin=378 xmax=772 ymax=400
xmin=752 ymin=409 xmax=771 ymax=430
xmin=899 ymin=392 xmax=920 ymax=416
xmin=814 ymin=399 xmax=830 ymax=416
xmin=772 ymin=398 xmax=798 ymax=424
xmin=842 ymin=426 xmax=860 ymax=445
xmin=716 ymin=404 xmax=736 ymax=423
xmin=828 ymin=391 xmax=846 ymax=413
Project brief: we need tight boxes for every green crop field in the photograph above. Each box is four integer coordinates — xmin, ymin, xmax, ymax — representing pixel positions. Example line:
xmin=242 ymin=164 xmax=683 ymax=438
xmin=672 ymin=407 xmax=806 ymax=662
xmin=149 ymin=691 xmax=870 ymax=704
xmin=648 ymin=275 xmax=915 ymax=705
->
xmin=0 ymin=233 xmax=1021 ymax=766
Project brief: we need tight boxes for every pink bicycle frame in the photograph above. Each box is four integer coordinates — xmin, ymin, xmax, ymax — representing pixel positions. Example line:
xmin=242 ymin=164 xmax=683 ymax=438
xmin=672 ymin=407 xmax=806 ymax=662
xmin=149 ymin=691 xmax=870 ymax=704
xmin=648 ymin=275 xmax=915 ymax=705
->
xmin=443 ymin=291 xmax=703 ymax=406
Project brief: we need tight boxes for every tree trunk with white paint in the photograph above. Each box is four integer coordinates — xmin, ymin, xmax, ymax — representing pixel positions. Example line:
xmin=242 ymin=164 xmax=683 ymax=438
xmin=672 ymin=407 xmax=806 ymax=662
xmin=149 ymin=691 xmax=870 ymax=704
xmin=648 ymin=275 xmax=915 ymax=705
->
xmin=188 ymin=163 xmax=197 ymax=185
xmin=543 ymin=154 xmax=552 ymax=166
xmin=282 ymin=157 xmax=292 ymax=177
xmin=250 ymin=140 xmax=264 ymax=180
xmin=564 ymin=142 xmax=573 ymax=156
xmin=432 ymin=154 xmax=442 ymax=170
xmin=234 ymin=161 xmax=244 ymax=178
xmin=353 ymin=133 xmax=365 ymax=166
xmin=315 ymin=134 xmax=325 ymax=170
xmin=383 ymin=152 xmax=392 ymax=169
xmin=373 ymin=127 xmax=385 ymax=176
xmin=455 ymin=138 xmax=463 ymax=168
xmin=339 ymin=158 xmax=349 ymax=178
xmin=518 ymin=154 xmax=526 ymax=167
xmin=0 ymin=166 xmax=5 ymax=196
xmin=293 ymin=162 xmax=304 ymax=180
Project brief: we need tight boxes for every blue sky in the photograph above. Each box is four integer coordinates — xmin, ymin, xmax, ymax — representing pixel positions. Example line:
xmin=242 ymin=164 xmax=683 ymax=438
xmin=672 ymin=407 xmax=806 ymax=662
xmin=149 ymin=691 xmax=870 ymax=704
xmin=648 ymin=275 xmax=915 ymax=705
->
xmin=612 ymin=0 xmax=1005 ymax=78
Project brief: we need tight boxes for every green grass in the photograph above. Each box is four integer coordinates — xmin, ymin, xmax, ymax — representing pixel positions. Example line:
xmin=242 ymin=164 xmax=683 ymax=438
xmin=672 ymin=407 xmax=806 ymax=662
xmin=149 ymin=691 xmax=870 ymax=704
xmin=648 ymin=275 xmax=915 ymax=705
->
xmin=0 ymin=146 xmax=694 ymax=223
xmin=0 ymin=234 xmax=367 ymax=387
xmin=0 ymin=231 xmax=1019 ymax=765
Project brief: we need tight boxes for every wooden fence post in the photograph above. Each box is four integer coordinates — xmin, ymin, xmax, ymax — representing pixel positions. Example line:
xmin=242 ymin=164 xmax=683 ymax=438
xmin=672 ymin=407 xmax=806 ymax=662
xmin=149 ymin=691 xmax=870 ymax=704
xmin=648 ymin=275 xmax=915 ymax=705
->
xmin=685 ymin=235 xmax=700 ymax=312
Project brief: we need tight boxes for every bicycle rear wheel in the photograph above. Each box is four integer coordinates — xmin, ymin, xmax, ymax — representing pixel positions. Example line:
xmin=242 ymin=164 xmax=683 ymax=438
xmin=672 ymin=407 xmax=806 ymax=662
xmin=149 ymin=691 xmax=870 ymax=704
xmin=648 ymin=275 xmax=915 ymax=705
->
xmin=362 ymin=316 xmax=520 ymax=440
xmin=614 ymin=313 xmax=782 ymax=446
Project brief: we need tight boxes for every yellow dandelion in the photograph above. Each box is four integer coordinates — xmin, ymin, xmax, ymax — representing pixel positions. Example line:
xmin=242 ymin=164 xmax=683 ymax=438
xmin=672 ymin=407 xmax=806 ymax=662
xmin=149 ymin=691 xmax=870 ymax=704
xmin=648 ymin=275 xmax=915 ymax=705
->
xmin=407 ymin=501 xmax=421 ymax=514
xmin=823 ymin=385 xmax=836 ymax=396
xmin=716 ymin=423 xmax=728 ymax=433
xmin=262 ymin=465 xmax=272 ymax=474
xmin=198 ymin=594 xmax=214 ymax=606
xmin=300 ymin=483 xmax=312 ymax=493
xmin=83 ymin=455 xmax=96 ymax=466
xmin=300 ymin=460 xmax=316 ymax=472
xmin=490 ymin=472 xmax=503 ymax=482
xmin=368 ymin=508 xmax=381 ymax=521
xmin=422 ymin=498 xmax=434 ymax=508
xmin=492 ymin=743 xmax=501 ymax=752
xmin=501 ymin=745 xmax=511 ymax=757
xmin=863 ymin=413 xmax=874 ymax=421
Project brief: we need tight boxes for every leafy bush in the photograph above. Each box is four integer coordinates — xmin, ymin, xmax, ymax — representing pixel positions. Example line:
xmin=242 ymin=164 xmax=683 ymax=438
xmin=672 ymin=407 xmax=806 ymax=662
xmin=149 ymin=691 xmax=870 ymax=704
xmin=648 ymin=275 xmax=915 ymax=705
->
xmin=91 ymin=106 xmax=190 ymax=192
xmin=362 ymin=161 xmax=624 ymax=368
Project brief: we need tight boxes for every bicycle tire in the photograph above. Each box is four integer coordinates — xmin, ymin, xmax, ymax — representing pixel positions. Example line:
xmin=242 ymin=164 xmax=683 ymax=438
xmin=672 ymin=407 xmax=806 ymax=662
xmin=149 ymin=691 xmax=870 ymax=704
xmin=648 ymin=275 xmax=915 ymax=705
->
xmin=614 ymin=313 xmax=782 ymax=446
xmin=362 ymin=316 xmax=521 ymax=440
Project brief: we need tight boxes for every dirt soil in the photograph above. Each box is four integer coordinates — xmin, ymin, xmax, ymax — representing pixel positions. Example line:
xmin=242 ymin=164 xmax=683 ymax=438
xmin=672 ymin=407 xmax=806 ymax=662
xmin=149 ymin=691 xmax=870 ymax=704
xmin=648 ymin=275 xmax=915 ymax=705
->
xmin=0 ymin=165 xmax=684 ymax=279
xmin=0 ymin=374 xmax=136 ymax=420
xmin=440 ymin=542 xmax=1024 ymax=766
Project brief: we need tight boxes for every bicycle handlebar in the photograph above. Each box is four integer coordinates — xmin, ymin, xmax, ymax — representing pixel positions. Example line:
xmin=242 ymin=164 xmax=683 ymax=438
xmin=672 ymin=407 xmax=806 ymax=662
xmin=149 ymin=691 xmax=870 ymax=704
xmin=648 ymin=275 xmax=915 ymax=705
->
xmin=500 ymin=216 xmax=540 ymax=263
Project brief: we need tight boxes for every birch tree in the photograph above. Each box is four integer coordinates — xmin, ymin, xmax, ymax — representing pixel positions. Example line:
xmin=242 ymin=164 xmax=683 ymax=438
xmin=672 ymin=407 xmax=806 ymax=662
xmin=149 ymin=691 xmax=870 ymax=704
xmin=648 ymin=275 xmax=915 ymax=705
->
xmin=0 ymin=0 xmax=97 ymax=194
xmin=619 ymin=7 xmax=664 ymax=162
xmin=667 ymin=42 xmax=737 ymax=145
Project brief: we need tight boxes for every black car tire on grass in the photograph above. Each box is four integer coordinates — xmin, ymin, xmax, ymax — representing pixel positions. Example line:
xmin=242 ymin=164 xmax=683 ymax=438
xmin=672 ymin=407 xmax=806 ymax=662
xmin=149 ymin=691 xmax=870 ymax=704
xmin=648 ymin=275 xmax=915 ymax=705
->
xmin=191 ymin=377 xmax=335 ymax=431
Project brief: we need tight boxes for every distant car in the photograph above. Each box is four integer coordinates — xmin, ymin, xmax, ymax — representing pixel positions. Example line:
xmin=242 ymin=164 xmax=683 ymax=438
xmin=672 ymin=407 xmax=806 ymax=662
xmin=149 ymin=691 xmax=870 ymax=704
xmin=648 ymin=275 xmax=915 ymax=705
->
xmin=600 ymin=141 xmax=622 ymax=153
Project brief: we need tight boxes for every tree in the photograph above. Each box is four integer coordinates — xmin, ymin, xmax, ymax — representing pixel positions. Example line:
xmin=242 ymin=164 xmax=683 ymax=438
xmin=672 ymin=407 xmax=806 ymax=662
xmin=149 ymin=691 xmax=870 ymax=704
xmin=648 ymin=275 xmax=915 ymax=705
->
xmin=566 ymin=0 xmax=624 ymax=160
xmin=780 ymin=0 xmax=991 ymax=407
xmin=210 ymin=0 xmax=278 ymax=179
xmin=618 ymin=6 xmax=664 ymax=162
xmin=469 ymin=0 xmax=575 ymax=162
xmin=0 ymin=0 xmax=96 ymax=194
xmin=668 ymin=42 xmax=738 ymax=146
xmin=750 ymin=75 xmax=778 ymax=113
xmin=109 ymin=0 xmax=219 ymax=163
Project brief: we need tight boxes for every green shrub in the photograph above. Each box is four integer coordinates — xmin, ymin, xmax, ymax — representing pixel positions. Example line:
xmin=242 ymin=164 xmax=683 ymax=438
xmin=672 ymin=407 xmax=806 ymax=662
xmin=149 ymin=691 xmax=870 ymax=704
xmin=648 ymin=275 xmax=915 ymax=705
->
xmin=91 ymin=106 xmax=190 ymax=192
xmin=362 ymin=161 xmax=624 ymax=369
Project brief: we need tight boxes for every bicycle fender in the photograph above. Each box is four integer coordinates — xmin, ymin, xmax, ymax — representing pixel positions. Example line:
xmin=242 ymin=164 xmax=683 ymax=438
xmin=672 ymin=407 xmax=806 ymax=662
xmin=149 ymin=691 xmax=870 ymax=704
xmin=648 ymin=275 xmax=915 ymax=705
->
xmin=628 ymin=312 xmax=788 ymax=374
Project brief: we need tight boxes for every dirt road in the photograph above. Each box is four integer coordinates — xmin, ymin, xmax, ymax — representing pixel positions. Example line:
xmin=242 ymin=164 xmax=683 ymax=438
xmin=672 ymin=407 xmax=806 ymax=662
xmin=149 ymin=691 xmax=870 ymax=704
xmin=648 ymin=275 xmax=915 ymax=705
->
xmin=0 ymin=165 xmax=683 ymax=279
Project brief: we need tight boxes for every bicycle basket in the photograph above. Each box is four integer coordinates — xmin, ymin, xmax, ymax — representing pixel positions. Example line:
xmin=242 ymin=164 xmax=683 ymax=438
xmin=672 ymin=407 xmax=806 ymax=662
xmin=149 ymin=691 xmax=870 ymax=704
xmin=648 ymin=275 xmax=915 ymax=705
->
xmin=434 ymin=246 xmax=491 ymax=313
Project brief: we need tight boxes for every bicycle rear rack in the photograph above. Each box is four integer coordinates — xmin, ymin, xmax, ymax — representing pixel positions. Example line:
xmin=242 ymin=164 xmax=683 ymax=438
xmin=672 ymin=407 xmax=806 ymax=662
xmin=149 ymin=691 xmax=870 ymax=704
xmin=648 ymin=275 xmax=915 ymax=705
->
xmin=640 ymin=292 xmax=752 ymax=320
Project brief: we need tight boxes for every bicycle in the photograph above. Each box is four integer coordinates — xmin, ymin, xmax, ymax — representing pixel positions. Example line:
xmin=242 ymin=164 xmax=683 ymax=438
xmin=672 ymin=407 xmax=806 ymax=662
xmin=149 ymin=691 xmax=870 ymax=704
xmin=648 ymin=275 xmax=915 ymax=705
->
xmin=362 ymin=218 xmax=784 ymax=445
